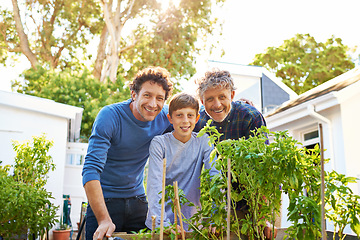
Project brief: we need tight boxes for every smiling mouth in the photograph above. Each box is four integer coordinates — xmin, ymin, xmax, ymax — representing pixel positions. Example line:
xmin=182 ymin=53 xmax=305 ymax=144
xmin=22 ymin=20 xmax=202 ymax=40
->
xmin=144 ymin=107 xmax=157 ymax=113
xmin=213 ymin=108 xmax=224 ymax=113
xmin=180 ymin=126 xmax=190 ymax=130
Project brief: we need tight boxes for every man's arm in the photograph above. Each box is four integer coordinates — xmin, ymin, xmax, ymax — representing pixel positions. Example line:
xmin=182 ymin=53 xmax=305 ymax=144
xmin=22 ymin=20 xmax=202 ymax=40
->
xmin=82 ymin=106 xmax=117 ymax=239
xmin=84 ymin=180 xmax=115 ymax=240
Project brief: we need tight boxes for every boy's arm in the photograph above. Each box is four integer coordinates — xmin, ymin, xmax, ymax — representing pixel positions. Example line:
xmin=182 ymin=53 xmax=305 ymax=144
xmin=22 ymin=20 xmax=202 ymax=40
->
xmin=146 ymin=137 xmax=172 ymax=229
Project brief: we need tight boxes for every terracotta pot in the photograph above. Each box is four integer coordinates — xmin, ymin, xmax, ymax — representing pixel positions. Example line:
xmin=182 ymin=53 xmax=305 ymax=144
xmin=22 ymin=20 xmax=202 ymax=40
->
xmin=53 ymin=229 xmax=71 ymax=240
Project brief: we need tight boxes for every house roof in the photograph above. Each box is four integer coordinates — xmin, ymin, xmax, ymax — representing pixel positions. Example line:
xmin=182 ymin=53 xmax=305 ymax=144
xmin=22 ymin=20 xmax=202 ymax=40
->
xmin=0 ymin=90 xmax=83 ymax=141
xmin=265 ymin=66 xmax=360 ymax=117
xmin=207 ymin=60 xmax=298 ymax=99
xmin=208 ymin=60 xmax=264 ymax=77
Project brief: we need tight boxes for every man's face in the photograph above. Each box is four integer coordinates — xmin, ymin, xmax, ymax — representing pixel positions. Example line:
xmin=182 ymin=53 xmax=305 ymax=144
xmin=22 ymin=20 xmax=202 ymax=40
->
xmin=167 ymin=107 xmax=199 ymax=143
xmin=201 ymin=87 xmax=235 ymax=122
xmin=131 ymin=81 xmax=166 ymax=122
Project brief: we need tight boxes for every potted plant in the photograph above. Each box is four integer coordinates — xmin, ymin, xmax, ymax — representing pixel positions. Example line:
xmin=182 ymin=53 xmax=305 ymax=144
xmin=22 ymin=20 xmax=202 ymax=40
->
xmin=0 ymin=134 xmax=58 ymax=239
xmin=53 ymin=214 xmax=71 ymax=240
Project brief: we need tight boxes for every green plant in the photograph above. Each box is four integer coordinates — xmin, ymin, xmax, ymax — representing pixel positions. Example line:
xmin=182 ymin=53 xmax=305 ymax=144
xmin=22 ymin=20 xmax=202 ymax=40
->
xmin=0 ymin=134 xmax=58 ymax=238
xmin=325 ymin=171 xmax=360 ymax=240
xmin=138 ymin=121 xmax=360 ymax=240
xmin=193 ymin=121 xmax=324 ymax=240
xmin=55 ymin=214 xmax=71 ymax=231
xmin=163 ymin=184 xmax=195 ymax=213
xmin=280 ymin=144 xmax=323 ymax=240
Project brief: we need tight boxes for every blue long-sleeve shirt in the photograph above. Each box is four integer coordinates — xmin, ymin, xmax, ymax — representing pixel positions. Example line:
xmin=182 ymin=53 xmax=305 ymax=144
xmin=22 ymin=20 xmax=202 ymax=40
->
xmin=82 ymin=99 xmax=170 ymax=198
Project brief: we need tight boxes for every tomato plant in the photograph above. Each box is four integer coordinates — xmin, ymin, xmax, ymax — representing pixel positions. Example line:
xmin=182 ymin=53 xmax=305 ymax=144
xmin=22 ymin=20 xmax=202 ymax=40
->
xmin=140 ymin=120 xmax=360 ymax=240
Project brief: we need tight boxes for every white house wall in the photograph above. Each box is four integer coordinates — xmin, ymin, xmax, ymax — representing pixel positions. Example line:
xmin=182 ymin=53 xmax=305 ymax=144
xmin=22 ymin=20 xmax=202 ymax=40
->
xmin=321 ymin=107 xmax=346 ymax=173
xmin=64 ymin=142 xmax=89 ymax=228
xmin=63 ymin=165 xmax=87 ymax=227
xmin=0 ymin=103 xmax=68 ymax=215
xmin=232 ymin=74 xmax=262 ymax=110
xmin=339 ymin=91 xmax=360 ymax=195
xmin=0 ymin=100 xmax=78 ymax=234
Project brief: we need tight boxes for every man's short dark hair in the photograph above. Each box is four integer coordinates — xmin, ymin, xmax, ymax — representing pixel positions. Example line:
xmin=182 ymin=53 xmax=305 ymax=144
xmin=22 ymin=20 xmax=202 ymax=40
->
xmin=129 ymin=66 xmax=173 ymax=100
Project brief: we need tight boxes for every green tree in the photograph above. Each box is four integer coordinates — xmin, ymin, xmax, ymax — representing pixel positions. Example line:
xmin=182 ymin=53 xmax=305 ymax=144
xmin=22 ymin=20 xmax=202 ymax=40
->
xmin=1 ymin=0 xmax=224 ymax=84
xmin=251 ymin=34 xmax=356 ymax=94
xmin=12 ymin=67 xmax=130 ymax=140
xmin=2 ymin=0 xmax=224 ymax=140
xmin=0 ymin=0 xmax=102 ymax=70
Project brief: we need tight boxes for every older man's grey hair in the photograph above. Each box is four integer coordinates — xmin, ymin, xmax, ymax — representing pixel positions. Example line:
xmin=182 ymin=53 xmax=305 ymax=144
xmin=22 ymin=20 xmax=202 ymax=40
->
xmin=195 ymin=68 xmax=236 ymax=100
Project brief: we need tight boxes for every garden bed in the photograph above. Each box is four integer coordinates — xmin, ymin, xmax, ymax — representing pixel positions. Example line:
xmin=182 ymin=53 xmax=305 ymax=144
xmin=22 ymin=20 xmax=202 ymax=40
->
xmin=111 ymin=232 xmax=241 ymax=240
xmin=108 ymin=126 xmax=360 ymax=240
xmin=111 ymin=230 xmax=359 ymax=240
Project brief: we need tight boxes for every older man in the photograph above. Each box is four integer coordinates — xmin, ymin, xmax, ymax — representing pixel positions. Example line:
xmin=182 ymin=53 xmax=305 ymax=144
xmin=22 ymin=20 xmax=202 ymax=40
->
xmin=194 ymin=69 xmax=277 ymax=239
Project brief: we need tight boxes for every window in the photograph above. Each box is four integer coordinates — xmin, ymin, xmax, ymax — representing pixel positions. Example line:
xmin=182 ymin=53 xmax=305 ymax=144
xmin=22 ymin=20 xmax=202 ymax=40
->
xmin=66 ymin=142 xmax=88 ymax=166
xmin=304 ymin=131 xmax=319 ymax=141
xmin=66 ymin=153 xmax=85 ymax=165
xmin=302 ymin=129 xmax=319 ymax=150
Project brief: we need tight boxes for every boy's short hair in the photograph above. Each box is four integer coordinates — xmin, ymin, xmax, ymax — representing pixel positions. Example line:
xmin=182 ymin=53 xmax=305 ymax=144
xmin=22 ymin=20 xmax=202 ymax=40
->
xmin=129 ymin=66 xmax=173 ymax=100
xmin=169 ymin=92 xmax=199 ymax=116
xmin=195 ymin=68 xmax=236 ymax=100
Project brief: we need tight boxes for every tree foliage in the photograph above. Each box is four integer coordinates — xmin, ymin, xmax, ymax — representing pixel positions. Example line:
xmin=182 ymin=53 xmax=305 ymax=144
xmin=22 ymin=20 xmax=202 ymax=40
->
xmin=2 ymin=0 xmax=224 ymax=141
xmin=1 ymin=0 xmax=102 ymax=69
xmin=251 ymin=34 xmax=355 ymax=94
xmin=116 ymin=0 xmax=221 ymax=86
xmin=12 ymin=67 xmax=130 ymax=140
xmin=1 ymin=0 xmax=224 ymax=84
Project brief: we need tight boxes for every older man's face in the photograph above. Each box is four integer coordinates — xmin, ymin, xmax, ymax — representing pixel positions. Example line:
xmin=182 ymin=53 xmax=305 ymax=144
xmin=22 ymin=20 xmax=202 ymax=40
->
xmin=201 ymin=87 xmax=235 ymax=122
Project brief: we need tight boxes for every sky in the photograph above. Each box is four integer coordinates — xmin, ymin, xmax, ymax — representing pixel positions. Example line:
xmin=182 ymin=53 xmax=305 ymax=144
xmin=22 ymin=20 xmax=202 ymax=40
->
xmin=1 ymin=0 xmax=359 ymax=92
xmin=211 ymin=0 xmax=360 ymax=66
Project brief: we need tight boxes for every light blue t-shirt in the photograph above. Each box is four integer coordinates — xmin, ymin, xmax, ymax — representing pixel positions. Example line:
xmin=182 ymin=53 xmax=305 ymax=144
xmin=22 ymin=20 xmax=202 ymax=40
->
xmin=145 ymin=132 xmax=219 ymax=231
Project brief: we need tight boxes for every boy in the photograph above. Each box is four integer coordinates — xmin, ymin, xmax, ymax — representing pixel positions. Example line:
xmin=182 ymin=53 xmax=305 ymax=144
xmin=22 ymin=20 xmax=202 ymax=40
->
xmin=145 ymin=92 xmax=219 ymax=231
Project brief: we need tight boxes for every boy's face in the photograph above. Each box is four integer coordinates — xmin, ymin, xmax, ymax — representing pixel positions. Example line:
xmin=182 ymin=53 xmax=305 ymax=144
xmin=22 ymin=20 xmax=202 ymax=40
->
xmin=201 ymin=86 xmax=235 ymax=123
xmin=167 ymin=107 xmax=199 ymax=143
xmin=131 ymin=81 xmax=166 ymax=122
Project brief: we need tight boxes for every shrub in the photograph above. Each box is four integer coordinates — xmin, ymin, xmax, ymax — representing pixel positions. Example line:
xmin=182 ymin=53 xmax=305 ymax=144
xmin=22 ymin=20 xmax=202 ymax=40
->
xmin=0 ymin=134 xmax=58 ymax=238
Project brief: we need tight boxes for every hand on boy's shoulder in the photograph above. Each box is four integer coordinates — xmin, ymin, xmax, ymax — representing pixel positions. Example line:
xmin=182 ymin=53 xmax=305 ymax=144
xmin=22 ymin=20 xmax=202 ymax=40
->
xmin=239 ymin=98 xmax=254 ymax=107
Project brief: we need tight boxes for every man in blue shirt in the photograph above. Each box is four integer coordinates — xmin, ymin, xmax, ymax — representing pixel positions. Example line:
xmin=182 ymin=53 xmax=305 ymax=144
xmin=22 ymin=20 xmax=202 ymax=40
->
xmin=82 ymin=66 xmax=173 ymax=240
